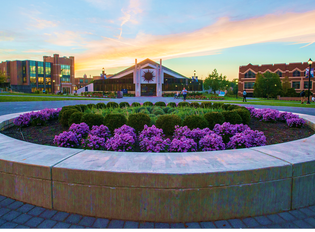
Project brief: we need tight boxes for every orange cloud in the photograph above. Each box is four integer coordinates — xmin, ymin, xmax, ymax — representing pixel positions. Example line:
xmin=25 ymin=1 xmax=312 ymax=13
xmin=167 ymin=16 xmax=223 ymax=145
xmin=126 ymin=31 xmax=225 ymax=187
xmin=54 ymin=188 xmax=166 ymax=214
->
xmin=74 ymin=10 xmax=315 ymax=72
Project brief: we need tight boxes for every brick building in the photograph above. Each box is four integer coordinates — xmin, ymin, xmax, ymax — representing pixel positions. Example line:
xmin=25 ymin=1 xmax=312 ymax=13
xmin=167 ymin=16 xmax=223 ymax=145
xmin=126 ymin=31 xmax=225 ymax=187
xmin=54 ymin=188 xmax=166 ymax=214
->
xmin=238 ymin=62 xmax=313 ymax=97
xmin=75 ymin=74 xmax=94 ymax=90
xmin=0 ymin=54 xmax=75 ymax=93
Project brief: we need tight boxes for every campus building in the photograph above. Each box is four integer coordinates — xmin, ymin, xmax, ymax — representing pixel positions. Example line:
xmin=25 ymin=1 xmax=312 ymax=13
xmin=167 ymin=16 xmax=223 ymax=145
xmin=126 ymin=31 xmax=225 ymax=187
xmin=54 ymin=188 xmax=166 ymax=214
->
xmin=238 ymin=62 xmax=314 ymax=97
xmin=0 ymin=54 xmax=75 ymax=93
xmin=94 ymin=58 xmax=203 ymax=96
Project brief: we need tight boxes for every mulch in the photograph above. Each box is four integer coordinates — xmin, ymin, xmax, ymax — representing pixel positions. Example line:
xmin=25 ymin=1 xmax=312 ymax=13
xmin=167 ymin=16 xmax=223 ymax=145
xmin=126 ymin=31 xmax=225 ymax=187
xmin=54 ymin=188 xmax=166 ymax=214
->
xmin=1 ymin=119 xmax=314 ymax=147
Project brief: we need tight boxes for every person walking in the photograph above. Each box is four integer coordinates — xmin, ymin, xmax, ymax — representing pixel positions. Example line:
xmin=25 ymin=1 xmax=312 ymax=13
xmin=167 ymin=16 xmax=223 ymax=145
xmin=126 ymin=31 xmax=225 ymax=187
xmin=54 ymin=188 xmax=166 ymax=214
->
xmin=182 ymin=87 xmax=188 ymax=101
xmin=243 ymin=90 xmax=247 ymax=102
xmin=300 ymin=90 xmax=306 ymax=104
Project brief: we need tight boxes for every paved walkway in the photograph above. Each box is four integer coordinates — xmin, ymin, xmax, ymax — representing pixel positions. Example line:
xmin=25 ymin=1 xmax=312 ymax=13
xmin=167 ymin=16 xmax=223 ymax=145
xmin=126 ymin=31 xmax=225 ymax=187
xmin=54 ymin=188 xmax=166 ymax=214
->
xmin=1 ymin=97 xmax=315 ymax=228
xmin=1 ymin=195 xmax=315 ymax=228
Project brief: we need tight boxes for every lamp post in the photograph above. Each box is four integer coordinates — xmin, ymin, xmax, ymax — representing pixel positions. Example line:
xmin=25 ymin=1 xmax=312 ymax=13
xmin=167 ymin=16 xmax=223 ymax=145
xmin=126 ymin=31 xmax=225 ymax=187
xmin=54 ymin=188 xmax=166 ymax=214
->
xmin=60 ymin=69 xmax=63 ymax=94
xmin=307 ymin=58 xmax=313 ymax=104
xmin=235 ymin=79 xmax=239 ymax=99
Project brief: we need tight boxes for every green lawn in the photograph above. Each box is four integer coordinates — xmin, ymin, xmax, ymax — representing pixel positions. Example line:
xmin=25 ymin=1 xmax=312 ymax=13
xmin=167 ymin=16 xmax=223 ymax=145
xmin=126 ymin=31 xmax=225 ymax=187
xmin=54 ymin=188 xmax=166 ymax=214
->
xmin=0 ymin=92 xmax=86 ymax=97
xmin=0 ymin=96 xmax=108 ymax=102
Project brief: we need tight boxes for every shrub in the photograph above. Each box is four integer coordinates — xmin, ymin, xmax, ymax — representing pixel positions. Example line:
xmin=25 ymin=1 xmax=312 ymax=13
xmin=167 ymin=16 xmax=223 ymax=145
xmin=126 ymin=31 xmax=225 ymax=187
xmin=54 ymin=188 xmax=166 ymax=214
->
xmin=200 ymin=102 xmax=212 ymax=108
xmin=69 ymin=122 xmax=90 ymax=137
xmin=53 ymin=131 xmax=82 ymax=148
xmin=190 ymin=102 xmax=200 ymax=108
xmin=77 ymin=104 xmax=88 ymax=112
xmin=131 ymin=102 xmax=140 ymax=107
xmin=105 ymin=133 xmax=135 ymax=152
xmin=204 ymin=112 xmax=225 ymax=129
xmin=222 ymin=111 xmax=243 ymax=124
xmin=68 ymin=112 xmax=83 ymax=126
xmin=234 ymin=109 xmax=251 ymax=125
xmin=127 ymin=113 xmax=151 ymax=133
xmin=82 ymin=135 xmax=106 ymax=150
xmin=154 ymin=101 xmax=166 ymax=107
xmin=87 ymin=103 xmax=96 ymax=109
xmin=167 ymin=102 xmax=177 ymax=108
xmin=212 ymin=102 xmax=224 ymax=109
xmin=119 ymin=102 xmax=130 ymax=108
xmin=221 ymin=104 xmax=231 ymax=110
xmin=213 ymin=122 xmax=250 ymax=144
xmin=81 ymin=113 xmax=104 ymax=128
xmin=287 ymin=118 xmax=305 ymax=128
xmin=162 ymin=107 xmax=170 ymax=114
xmin=145 ymin=106 xmax=153 ymax=113
xmin=59 ymin=109 xmax=79 ymax=127
xmin=199 ymin=133 xmax=225 ymax=151
xmin=96 ymin=103 xmax=106 ymax=109
xmin=227 ymin=105 xmax=241 ymax=111
xmin=227 ymin=129 xmax=266 ymax=149
xmin=58 ymin=106 xmax=79 ymax=120
xmin=103 ymin=114 xmax=127 ymax=133
xmin=143 ymin=101 xmax=153 ymax=106
xmin=89 ymin=125 xmax=111 ymax=139
xmin=156 ymin=114 xmax=182 ymax=136
xmin=178 ymin=102 xmax=190 ymax=107
xmin=183 ymin=115 xmax=208 ymax=130
xmin=169 ymin=137 xmax=197 ymax=152
xmin=152 ymin=107 xmax=165 ymax=116
xmin=107 ymin=102 xmax=119 ymax=109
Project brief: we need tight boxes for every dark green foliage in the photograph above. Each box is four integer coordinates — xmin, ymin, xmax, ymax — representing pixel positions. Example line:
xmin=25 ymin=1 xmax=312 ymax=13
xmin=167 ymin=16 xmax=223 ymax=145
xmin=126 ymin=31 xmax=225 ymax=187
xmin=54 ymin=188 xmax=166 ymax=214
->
xmin=156 ymin=115 xmax=182 ymax=136
xmin=143 ymin=101 xmax=153 ymax=106
xmin=87 ymin=104 xmax=96 ymax=109
xmin=136 ymin=107 xmax=145 ymax=113
xmin=131 ymin=102 xmax=140 ymax=107
xmin=227 ymin=105 xmax=241 ymax=111
xmin=222 ymin=111 xmax=242 ymax=124
xmin=200 ymin=102 xmax=212 ymax=108
xmin=119 ymin=102 xmax=130 ymax=108
xmin=96 ymin=103 xmax=106 ymax=109
xmin=103 ymin=114 xmax=127 ymax=133
xmin=76 ymin=104 xmax=88 ymax=112
xmin=72 ymin=105 xmax=82 ymax=111
xmin=162 ymin=107 xmax=170 ymax=114
xmin=107 ymin=102 xmax=119 ymax=109
xmin=204 ymin=112 xmax=225 ymax=129
xmin=58 ymin=106 xmax=79 ymax=121
xmin=152 ymin=107 xmax=165 ymax=116
xmin=183 ymin=115 xmax=208 ymax=130
xmin=221 ymin=104 xmax=231 ymax=110
xmin=81 ymin=113 xmax=104 ymax=129
xmin=234 ymin=109 xmax=251 ymax=125
xmin=68 ymin=112 xmax=83 ymax=126
xmin=154 ymin=101 xmax=166 ymax=107
xmin=127 ymin=113 xmax=151 ymax=133
xmin=146 ymin=106 xmax=153 ymax=113
xmin=178 ymin=102 xmax=189 ymax=107
xmin=167 ymin=102 xmax=177 ymax=108
xmin=59 ymin=109 xmax=79 ymax=127
xmin=212 ymin=102 xmax=224 ymax=109
xmin=190 ymin=102 xmax=200 ymax=108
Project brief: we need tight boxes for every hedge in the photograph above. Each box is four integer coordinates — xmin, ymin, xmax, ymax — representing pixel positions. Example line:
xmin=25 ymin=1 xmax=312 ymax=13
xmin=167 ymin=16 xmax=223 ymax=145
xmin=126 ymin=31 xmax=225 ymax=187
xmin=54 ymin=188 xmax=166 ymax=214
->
xmin=156 ymin=114 xmax=182 ymax=136
xmin=204 ymin=112 xmax=225 ymax=129
xmin=183 ymin=115 xmax=208 ymax=130
xmin=103 ymin=114 xmax=127 ymax=133
xmin=81 ymin=113 xmax=104 ymax=128
xmin=127 ymin=113 xmax=151 ymax=133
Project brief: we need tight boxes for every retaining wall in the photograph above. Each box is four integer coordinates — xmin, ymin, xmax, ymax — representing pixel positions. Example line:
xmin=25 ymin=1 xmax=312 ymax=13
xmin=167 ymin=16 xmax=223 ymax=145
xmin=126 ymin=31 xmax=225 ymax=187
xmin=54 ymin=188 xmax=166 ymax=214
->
xmin=0 ymin=111 xmax=315 ymax=222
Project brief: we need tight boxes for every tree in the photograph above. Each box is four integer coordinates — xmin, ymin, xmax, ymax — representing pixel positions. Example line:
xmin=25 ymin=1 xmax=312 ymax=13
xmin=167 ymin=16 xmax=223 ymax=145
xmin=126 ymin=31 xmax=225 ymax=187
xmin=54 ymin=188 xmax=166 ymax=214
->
xmin=253 ymin=72 xmax=282 ymax=98
xmin=281 ymin=76 xmax=291 ymax=95
xmin=204 ymin=69 xmax=227 ymax=94
xmin=0 ymin=71 xmax=7 ymax=84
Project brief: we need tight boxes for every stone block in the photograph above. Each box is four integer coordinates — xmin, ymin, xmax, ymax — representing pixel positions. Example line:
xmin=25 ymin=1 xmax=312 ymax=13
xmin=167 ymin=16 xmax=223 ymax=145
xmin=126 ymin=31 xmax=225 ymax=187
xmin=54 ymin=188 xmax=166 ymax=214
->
xmin=292 ymin=173 xmax=315 ymax=209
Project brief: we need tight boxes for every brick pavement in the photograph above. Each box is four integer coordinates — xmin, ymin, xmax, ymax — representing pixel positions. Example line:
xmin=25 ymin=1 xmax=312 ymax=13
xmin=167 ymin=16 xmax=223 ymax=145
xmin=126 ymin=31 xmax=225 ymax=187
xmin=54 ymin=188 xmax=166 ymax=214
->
xmin=0 ymin=195 xmax=315 ymax=228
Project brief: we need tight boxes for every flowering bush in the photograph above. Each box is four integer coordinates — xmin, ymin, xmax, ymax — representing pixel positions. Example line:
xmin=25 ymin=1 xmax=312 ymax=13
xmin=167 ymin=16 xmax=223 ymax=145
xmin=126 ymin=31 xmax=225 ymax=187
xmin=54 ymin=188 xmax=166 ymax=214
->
xmin=199 ymin=133 xmax=225 ymax=151
xmin=14 ymin=113 xmax=32 ymax=127
xmin=105 ymin=133 xmax=136 ymax=152
xmin=169 ymin=137 xmax=197 ymax=152
xmin=82 ymin=135 xmax=106 ymax=150
xmin=138 ymin=125 xmax=164 ymax=140
xmin=53 ymin=131 xmax=82 ymax=148
xmin=287 ymin=118 xmax=305 ymax=128
xmin=90 ymin=125 xmax=111 ymax=139
xmin=173 ymin=125 xmax=192 ymax=139
xmin=139 ymin=136 xmax=171 ymax=152
xmin=262 ymin=109 xmax=279 ymax=122
xmin=114 ymin=124 xmax=136 ymax=140
xmin=227 ymin=129 xmax=266 ymax=149
xmin=213 ymin=122 xmax=250 ymax=143
xmin=14 ymin=108 xmax=61 ymax=127
xmin=69 ymin=123 xmax=90 ymax=137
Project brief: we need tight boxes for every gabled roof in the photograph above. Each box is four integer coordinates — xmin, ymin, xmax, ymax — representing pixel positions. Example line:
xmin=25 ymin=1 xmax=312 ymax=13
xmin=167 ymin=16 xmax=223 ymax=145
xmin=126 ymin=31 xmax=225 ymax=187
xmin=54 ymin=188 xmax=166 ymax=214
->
xmin=109 ymin=58 xmax=188 ymax=79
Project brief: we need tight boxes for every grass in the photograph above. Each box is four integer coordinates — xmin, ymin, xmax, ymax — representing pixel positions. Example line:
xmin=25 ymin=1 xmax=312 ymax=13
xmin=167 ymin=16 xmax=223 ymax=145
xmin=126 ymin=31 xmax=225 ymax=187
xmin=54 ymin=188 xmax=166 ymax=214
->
xmin=0 ymin=92 xmax=87 ymax=97
xmin=0 ymin=96 xmax=108 ymax=102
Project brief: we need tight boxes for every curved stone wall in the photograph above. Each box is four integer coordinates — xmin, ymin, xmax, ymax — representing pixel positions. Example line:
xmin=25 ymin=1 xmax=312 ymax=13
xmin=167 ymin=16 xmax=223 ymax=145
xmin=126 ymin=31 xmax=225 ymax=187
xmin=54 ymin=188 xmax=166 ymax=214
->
xmin=0 ymin=111 xmax=315 ymax=222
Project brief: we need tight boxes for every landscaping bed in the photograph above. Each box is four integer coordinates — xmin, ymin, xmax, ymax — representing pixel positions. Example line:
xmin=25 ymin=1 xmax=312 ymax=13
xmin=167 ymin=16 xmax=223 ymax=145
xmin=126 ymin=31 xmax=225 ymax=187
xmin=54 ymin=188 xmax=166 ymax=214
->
xmin=1 ymin=102 xmax=314 ymax=152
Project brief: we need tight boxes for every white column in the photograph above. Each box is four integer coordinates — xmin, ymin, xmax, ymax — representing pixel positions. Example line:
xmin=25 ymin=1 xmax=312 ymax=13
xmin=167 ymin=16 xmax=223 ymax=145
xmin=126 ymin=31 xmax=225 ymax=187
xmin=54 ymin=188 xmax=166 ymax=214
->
xmin=134 ymin=59 xmax=140 ymax=97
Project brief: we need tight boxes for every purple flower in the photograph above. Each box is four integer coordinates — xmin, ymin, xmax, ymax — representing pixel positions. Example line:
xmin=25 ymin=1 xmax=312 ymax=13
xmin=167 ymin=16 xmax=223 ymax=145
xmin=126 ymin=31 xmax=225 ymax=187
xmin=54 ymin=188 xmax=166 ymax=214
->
xmin=199 ymin=133 xmax=225 ymax=151
xmin=53 ymin=131 xmax=82 ymax=148
xmin=69 ymin=123 xmax=90 ymax=137
xmin=90 ymin=125 xmax=111 ymax=139
xmin=227 ymin=129 xmax=266 ymax=149
xmin=82 ymin=134 xmax=106 ymax=150
xmin=139 ymin=136 xmax=171 ymax=152
xmin=105 ymin=133 xmax=136 ymax=152
xmin=168 ymin=137 xmax=197 ymax=152
xmin=114 ymin=124 xmax=137 ymax=140
xmin=286 ymin=118 xmax=305 ymax=128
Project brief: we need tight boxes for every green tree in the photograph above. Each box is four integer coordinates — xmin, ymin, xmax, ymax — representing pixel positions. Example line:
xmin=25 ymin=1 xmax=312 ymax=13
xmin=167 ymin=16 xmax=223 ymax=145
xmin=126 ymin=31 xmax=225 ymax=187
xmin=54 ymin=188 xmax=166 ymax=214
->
xmin=253 ymin=72 xmax=282 ymax=98
xmin=204 ymin=69 xmax=227 ymax=94
xmin=281 ymin=76 xmax=291 ymax=95
xmin=0 ymin=71 xmax=7 ymax=84
xmin=253 ymin=73 xmax=265 ymax=97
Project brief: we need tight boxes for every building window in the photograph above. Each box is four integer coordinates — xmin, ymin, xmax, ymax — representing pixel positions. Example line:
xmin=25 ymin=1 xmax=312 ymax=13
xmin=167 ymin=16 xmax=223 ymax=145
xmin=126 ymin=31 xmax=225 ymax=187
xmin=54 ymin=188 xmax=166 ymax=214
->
xmin=304 ymin=81 xmax=313 ymax=89
xmin=38 ymin=62 xmax=44 ymax=75
xmin=85 ymin=79 xmax=88 ymax=83
xmin=38 ymin=77 xmax=44 ymax=85
xmin=80 ymin=79 xmax=83 ymax=83
xmin=293 ymin=70 xmax=300 ymax=77
xmin=244 ymin=70 xmax=256 ymax=78
xmin=46 ymin=78 xmax=51 ymax=85
xmin=45 ymin=63 xmax=51 ymax=76
xmin=276 ymin=71 xmax=282 ymax=77
xmin=244 ymin=82 xmax=255 ymax=89
xmin=29 ymin=61 xmax=36 ymax=85
xmin=61 ymin=65 xmax=70 ymax=76
xmin=292 ymin=81 xmax=300 ymax=89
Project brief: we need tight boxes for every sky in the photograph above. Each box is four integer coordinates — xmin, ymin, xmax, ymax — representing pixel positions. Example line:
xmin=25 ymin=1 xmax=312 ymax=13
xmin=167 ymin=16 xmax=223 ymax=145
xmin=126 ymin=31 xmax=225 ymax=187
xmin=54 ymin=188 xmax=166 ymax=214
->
xmin=1 ymin=0 xmax=315 ymax=80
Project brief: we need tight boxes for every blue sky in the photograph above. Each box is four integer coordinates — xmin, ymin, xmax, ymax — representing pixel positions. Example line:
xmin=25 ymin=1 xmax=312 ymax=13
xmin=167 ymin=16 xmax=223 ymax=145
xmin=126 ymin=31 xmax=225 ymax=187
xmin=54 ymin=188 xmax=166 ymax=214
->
xmin=0 ymin=0 xmax=315 ymax=80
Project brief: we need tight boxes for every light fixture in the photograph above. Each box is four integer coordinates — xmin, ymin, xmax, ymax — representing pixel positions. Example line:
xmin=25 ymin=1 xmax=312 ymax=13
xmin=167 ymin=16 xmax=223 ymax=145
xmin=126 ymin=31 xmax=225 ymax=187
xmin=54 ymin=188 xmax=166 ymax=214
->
xmin=308 ymin=58 xmax=313 ymax=65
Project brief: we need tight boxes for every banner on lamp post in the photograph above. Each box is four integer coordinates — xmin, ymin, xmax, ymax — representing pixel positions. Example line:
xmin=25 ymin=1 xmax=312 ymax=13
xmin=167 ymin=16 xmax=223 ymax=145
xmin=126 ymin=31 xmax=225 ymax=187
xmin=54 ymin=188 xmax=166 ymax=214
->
xmin=305 ymin=68 xmax=314 ymax=78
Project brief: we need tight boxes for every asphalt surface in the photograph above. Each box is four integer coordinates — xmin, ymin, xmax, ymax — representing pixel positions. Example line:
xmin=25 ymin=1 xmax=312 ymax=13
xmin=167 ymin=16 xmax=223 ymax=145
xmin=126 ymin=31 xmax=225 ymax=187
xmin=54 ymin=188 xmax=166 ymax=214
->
xmin=1 ymin=96 xmax=315 ymax=228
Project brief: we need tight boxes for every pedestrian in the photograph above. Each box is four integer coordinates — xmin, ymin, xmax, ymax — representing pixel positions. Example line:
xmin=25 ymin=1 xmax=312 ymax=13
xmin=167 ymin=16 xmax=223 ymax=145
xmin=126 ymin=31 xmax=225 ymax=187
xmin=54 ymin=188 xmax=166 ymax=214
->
xmin=182 ymin=87 xmax=188 ymax=101
xmin=312 ymin=96 xmax=315 ymax=102
xmin=300 ymin=90 xmax=306 ymax=104
xmin=243 ymin=90 xmax=247 ymax=102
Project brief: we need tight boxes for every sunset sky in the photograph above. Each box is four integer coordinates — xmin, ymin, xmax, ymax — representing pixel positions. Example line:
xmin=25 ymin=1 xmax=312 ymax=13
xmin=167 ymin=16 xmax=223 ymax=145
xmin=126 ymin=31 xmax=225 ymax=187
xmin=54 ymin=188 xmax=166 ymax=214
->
xmin=1 ymin=0 xmax=315 ymax=80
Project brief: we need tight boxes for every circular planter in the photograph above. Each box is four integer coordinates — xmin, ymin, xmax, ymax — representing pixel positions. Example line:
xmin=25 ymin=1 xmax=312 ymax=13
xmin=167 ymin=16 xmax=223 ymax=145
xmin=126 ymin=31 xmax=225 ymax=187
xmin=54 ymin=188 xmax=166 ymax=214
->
xmin=0 ymin=111 xmax=315 ymax=222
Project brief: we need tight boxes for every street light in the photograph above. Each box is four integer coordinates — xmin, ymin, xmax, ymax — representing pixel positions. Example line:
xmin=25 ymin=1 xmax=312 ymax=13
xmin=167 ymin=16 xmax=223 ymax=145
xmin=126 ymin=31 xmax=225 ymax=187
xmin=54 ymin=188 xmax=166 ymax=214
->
xmin=60 ymin=69 xmax=63 ymax=94
xmin=307 ymin=58 xmax=313 ymax=104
